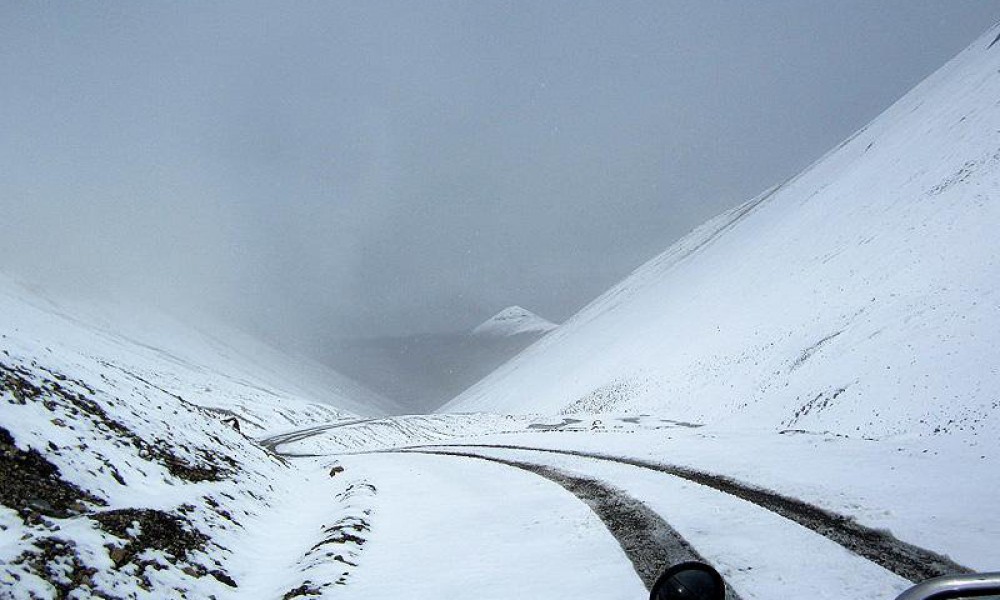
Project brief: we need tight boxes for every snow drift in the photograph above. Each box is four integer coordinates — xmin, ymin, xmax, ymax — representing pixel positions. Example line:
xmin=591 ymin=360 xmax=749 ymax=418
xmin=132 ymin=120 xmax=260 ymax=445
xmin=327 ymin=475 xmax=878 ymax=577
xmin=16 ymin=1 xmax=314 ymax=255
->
xmin=444 ymin=26 xmax=1000 ymax=442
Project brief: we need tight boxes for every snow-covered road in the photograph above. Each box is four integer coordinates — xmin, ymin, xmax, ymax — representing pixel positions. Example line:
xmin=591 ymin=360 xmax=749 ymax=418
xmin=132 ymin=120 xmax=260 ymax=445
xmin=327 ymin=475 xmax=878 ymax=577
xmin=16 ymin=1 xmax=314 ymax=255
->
xmin=412 ymin=443 xmax=968 ymax=582
xmin=400 ymin=445 xmax=912 ymax=599
xmin=259 ymin=419 xmax=378 ymax=454
xmin=335 ymin=451 xmax=645 ymax=600
xmin=260 ymin=416 xmax=979 ymax=599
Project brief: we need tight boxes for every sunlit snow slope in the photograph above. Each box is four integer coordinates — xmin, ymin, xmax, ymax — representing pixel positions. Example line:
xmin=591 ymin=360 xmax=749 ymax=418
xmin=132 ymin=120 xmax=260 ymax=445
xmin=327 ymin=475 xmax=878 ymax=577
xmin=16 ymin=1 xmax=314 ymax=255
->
xmin=445 ymin=26 xmax=1000 ymax=441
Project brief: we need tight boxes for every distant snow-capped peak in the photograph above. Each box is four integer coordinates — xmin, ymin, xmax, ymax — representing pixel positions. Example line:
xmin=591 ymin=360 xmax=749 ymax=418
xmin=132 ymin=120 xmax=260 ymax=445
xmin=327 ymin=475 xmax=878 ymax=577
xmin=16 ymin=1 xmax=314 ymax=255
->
xmin=472 ymin=306 xmax=557 ymax=337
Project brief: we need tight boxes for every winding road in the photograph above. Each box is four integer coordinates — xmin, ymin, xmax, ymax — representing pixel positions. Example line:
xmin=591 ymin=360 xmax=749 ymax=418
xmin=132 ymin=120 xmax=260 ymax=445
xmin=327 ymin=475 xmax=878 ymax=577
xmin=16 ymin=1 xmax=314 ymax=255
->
xmin=404 ymin=447 xmax=736 ymax=595
xmin=259 ymin=418 xmax=376 ymax=454
xmin=401 ymin=442 xmax=970 ymax=583
xmin=259 ymin=420 xmax=969 ymax=598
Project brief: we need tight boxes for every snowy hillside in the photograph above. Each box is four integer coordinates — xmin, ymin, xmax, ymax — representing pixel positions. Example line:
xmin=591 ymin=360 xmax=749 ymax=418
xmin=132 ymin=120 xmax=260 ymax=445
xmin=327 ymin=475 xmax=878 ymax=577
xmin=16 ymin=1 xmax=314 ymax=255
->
xmin=471 ymin=306 xmax=558 ymax=337
xmin=444 ymin=26 xmax=1000 ymax=443
xmin=0 ymin=278 xmax=397 ymax=429
xmin=0 ymin=275 xmax=393 ymax=598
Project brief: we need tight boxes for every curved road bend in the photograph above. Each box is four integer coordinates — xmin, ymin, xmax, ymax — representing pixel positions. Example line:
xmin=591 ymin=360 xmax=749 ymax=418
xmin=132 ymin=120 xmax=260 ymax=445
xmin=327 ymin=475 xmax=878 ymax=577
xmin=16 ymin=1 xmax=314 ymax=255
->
xmin=405 ymin=442 xmax=970 ymax=583
xmin=402 ymin=448 xmax=741 ymax=598
xmin=258 ymin=418 xmax=376 ymax=454
xmin=257 ymin=420 xmax=967 ymax=586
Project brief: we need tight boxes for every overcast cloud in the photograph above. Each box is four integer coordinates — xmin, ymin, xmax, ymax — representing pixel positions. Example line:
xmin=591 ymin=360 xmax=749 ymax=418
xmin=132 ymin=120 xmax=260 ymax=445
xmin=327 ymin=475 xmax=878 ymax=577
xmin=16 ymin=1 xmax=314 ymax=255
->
xmin=2 ymin=1 xmax=998 ymax=350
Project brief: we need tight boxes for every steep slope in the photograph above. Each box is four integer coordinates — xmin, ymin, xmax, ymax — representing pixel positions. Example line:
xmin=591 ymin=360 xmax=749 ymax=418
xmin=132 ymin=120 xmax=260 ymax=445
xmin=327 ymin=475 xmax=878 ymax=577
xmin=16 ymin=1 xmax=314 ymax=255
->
xmin=444 ymin=25 xmax=1000 ymax=443
xmin=0 ymin=277 xmax=396 ymax=429
xmin=0 ymin=276 xmax=388 ymax=597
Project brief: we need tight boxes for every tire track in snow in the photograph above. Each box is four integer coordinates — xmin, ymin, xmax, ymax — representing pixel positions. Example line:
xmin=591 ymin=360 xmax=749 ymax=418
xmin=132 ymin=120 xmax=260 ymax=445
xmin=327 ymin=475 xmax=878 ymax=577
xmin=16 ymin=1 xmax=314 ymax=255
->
xmin=401 ymin=448 xmax=741 ymax=598
xmin=259 ymin=419 xmax=376 ymax=453
xmin=411 ymin=443 xmax=970 ymax=583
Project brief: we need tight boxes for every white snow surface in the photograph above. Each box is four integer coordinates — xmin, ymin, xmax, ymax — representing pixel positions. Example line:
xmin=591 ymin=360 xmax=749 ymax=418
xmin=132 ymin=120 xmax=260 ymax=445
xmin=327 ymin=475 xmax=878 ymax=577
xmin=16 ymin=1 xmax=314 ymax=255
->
xmin=335 ymin=451 xmax=644 ymax=600
xmin=0 ymin=275 xmax=388 ymax=598
xmin=0 ymin=276 xmax=397 ymax=430
xmin=444 ymin=25 xmax=1000 ymax=446
xmin=472 ymin=305 xmax=558 ymax=337
xmin=6 ymin=26 xmax=1000 ymax=600
xmin=263 ymin=411 xmax=1000 ymax=598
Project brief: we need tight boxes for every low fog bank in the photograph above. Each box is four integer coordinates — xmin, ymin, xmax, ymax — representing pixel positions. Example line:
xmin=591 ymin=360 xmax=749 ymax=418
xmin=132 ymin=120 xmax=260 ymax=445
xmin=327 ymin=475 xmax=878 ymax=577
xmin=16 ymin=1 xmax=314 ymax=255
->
xmin=3 ymin=3 xmax=997 ymax=358
xmin=324 ymin=330 xmax=548 ymax=413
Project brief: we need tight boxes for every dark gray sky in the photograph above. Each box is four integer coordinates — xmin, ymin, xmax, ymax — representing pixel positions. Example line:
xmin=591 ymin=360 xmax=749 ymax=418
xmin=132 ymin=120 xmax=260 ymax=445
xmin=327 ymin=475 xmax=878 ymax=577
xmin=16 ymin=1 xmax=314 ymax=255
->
xmin=2 ymin=2 xmax=998 ymax=349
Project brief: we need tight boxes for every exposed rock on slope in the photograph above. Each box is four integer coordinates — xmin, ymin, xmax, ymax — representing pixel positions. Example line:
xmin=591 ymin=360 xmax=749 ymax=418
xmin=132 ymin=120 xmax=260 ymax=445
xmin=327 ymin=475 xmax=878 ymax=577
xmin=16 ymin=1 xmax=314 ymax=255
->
xmin=0 ymin=277 xmax=381 ymax=598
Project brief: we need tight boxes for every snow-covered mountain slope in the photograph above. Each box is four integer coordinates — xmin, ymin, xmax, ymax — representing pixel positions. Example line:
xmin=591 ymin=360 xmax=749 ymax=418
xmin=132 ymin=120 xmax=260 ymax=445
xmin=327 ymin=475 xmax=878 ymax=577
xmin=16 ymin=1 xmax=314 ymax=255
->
xmin=0 ymin=277 xmax=396 ymax=430
xmin=444 ymin=25 xmax=1000 ymax=444
xmin=472 ymin=306 xmax=557 ymax=337
xmin=0 ymin=275 xmax=390 ymax=598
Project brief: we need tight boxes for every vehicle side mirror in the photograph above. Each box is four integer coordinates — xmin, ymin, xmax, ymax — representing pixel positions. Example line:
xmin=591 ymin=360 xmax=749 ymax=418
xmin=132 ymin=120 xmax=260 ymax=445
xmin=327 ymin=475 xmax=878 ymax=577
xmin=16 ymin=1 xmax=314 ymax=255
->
xmin=649 ymin=562 xmax=725 ymax=600
xmin=894 ymin=572 xmax=1000 ymax=600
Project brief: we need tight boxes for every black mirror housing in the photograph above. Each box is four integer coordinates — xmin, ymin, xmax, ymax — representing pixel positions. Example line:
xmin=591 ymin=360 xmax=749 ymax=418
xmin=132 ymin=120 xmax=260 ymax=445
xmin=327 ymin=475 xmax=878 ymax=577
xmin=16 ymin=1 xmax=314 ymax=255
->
xmin=649 ymin=562 xmax=726 ymax=600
